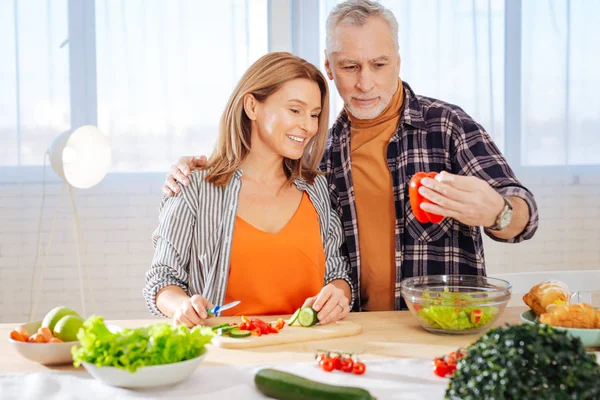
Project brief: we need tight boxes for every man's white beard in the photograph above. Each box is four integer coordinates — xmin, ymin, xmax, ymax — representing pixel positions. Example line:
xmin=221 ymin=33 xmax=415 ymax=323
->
xmin=345 ymin=95 xmax=392 ymax=120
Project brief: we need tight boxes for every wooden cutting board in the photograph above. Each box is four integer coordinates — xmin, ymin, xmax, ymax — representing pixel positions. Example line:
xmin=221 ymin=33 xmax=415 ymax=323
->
xmin=210 ymin=319 xmax=362 ymax=349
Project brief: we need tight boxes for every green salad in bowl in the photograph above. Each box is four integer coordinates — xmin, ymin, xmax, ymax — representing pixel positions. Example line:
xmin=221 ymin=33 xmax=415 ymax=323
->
xmin=400 ymin=275 xmax=511 ymax=334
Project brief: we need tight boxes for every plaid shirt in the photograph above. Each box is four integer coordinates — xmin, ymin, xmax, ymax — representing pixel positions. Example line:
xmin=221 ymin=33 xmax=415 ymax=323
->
xmin=320 ymin=81 xmax=539 ymax=311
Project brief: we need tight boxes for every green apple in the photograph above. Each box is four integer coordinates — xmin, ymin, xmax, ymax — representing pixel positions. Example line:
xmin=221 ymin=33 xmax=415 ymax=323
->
xmin=41 ymin=306 xmax=81 ymax=333
xmin=53 ymin=315 xmax=84 ymax=342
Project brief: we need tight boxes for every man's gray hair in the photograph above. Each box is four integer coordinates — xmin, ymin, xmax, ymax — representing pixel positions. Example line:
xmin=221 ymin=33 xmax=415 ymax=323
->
xmin=325 ymin=0 xmax=399 ymax=53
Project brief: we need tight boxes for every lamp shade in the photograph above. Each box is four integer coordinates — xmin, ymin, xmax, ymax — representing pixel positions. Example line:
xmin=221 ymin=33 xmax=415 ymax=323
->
xmin=48 ymin=125 xmax=111 ymax=189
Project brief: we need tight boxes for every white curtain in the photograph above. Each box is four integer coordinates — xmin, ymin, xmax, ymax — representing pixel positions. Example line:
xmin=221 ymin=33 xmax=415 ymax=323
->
xmin=95 ymin=0 xmax=268 ymax=171
xmin=2 ymin=1 xmax=599 ymax=170
xmin=522 ymin=0 xmax=600 ymax=166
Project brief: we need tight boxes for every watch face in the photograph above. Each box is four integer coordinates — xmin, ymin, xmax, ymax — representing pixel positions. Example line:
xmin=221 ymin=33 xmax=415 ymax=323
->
xmin=499 ymin=208 xmax=513 ymax=229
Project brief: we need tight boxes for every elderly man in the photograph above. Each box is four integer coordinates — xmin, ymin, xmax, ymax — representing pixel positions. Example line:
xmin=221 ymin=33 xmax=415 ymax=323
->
xmin=162 ymin=0 xmax=538 ymax=311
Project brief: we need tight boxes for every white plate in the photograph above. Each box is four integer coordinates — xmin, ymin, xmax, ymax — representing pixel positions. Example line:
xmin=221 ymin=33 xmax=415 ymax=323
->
xmin=82 ymin=349 xmax=207 ymax=388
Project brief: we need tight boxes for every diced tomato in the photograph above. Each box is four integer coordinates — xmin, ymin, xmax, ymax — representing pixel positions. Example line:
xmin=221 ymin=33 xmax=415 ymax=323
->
xmin=470 ymin=309 xmax=483 ymax=324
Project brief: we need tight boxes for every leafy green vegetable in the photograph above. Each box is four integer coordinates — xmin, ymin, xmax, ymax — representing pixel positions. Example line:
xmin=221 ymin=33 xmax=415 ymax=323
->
xmin=416 ymin=289 xmax=498 ymax=331
xmin=446 ymin=323 xmax=600 ymax=399
xmin=72 ymin=315 xmax=214 ymax=373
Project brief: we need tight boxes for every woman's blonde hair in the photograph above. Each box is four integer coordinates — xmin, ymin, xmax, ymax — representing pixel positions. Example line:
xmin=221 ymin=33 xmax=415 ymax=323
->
xmin=205 ymin=52 xmax=330 ymax=187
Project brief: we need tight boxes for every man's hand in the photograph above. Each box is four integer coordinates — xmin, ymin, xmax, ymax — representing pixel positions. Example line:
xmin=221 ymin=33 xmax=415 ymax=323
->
xmin=302 ymin=281 xmax=351 ymax=325
xmin=418 ymin=171 xmax=504 ymax=227
xmin=162 ymin=156 xmax=208 ymax=196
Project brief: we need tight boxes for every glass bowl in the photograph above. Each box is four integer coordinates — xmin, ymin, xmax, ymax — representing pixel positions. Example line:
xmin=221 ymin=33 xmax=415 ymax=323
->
xmin=400 ymin=275 xmax=512 ymax=334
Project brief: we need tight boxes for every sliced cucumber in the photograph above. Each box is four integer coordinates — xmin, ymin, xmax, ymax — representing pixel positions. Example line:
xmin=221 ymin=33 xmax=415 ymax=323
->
xmin=298 ymin=307 xmax=318 ymax=327
xmin=288 ymin=308 xmax=301 ymax=326
xmin=255 ymin=368 xmax=375 ymax=400
xmin=211 ymin=323 xmax=232 ymax=331
xmin=229 ymin=328 xmax=251 ymax=338
xmin=216 ymin=325 xmax=238 ymax=336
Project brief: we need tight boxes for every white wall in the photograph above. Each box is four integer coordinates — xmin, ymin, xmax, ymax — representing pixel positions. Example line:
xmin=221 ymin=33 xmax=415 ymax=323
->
xmin=1 ymin=173 xmax=599 ymax=323
xmin=0 ymin=173 xmax=165 ymax=323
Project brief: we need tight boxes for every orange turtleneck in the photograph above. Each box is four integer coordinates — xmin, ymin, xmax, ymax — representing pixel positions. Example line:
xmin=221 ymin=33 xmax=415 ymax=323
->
xmin=348 ymin=78 xmax=404 ymax=311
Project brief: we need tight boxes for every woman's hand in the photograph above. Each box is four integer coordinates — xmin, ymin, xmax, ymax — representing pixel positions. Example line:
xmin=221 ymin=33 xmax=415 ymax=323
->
xmin=172 ymin=294 xmax=214 ymax=328
xmin=302 ymin=281 xmax=351 ymax=325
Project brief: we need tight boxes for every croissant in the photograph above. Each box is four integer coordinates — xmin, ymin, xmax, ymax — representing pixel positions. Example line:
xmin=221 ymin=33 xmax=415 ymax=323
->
xmin=523 ymin=280 xmax=569 ymax=316
xmin=539 ymin=303 xmax=600 ymax=329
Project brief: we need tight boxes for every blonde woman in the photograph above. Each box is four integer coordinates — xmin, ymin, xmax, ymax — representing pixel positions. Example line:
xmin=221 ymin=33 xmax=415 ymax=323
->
xmin=143 ymin=52 xmax=354 ymax=327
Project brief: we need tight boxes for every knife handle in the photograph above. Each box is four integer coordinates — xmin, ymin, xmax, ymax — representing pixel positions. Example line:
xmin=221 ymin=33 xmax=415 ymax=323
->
xmin=207 ymin=305 xmax=220 ymax=315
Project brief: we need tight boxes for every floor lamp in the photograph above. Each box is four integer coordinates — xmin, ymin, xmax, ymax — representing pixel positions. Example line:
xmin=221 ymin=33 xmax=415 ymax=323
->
xmin=28 ymin=125 xmax=111 ymax=321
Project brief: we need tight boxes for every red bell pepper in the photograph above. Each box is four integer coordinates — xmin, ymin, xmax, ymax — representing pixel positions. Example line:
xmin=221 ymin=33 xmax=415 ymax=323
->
xmin=274 ymin=318 xmax=285 ymax=330
xmin=251 ymin=327 xmax=262 ymax=336
xmin=409 ymin=172 xmax=444 ymax=224
xmin=251 ymin=318 xmax=272 ymax=335
xmin=238 ymin=322 xmax=255 ymax=331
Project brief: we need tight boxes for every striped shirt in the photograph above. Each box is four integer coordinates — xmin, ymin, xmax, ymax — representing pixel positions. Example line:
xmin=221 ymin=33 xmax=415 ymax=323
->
xmin=320 ymin=81 xmax=539 ymax=311
xmin=143 ymin=169 xmax=355 ymax=317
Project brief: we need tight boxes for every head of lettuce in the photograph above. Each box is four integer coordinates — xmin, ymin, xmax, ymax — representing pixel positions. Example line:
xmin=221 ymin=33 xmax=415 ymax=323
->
xmin=72 ymin=315 xmax=214 ymax=373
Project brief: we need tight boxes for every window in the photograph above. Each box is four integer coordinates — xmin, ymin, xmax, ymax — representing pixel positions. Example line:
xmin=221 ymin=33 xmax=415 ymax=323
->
xmin=3 ymin=1 xmax=598 ymax=173
xmin=316 ymin=0 xmax=600 ymax=168
xmin=1 ymin=0 xmax=268 ymax=172
xmin=319 ymin=0 xmax=505 ymax=151
xmin=95 ymin=0 xmax=268 ymax=171
xmin=521 ymin=0 xmax=600 ymax=166
xmin=0 ymin=0 xmax=70 ymax=167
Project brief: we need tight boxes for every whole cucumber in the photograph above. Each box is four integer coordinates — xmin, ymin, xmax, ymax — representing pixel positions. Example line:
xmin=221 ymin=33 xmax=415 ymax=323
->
xmin=254 ymin=368 xmax=376 ymax=400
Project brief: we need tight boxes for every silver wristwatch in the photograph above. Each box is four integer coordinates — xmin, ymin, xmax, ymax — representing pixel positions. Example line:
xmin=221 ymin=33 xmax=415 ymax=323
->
xmin=486 ymin=196 xmax=513 ymax=231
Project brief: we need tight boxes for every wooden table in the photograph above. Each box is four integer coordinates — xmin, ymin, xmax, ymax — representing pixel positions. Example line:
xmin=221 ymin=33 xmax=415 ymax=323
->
xmin=0 ymin=308 xmax=528 ymax=374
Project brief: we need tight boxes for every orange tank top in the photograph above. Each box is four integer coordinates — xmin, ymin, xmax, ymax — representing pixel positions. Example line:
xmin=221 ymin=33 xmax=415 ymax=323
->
xmin=222 ymin=192 xmax=326 ymax=316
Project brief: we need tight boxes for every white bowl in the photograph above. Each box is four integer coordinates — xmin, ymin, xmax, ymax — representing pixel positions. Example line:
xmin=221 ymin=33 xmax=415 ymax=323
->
xmin=82 ymin=349 xmax=207 ymax=388
xmin=8 ymin=320 xmax=79 ymax=365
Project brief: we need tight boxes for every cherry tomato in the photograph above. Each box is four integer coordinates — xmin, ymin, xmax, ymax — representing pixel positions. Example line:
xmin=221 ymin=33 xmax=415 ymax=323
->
xmin=316 ymin=353 xmax=327 ymax=364
xmin=432 ymin=357 xmax=445 ymax=366
xmin=446 ymin=352 xmax=457 ymax=366
xmin=433 ymin=362 xmax=449 ymax=377
xmin=447 ymin=363 xmax=457 ymax=375
xmin=331 ymin=356 xmax=343 ymax=371
xmin=341 ymin=358 xmax=354 ymax=373
xmin=352 ymin=362 xmax=366 ymax=375
xmin=321 ymin=358 xmax=335 ymax=372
